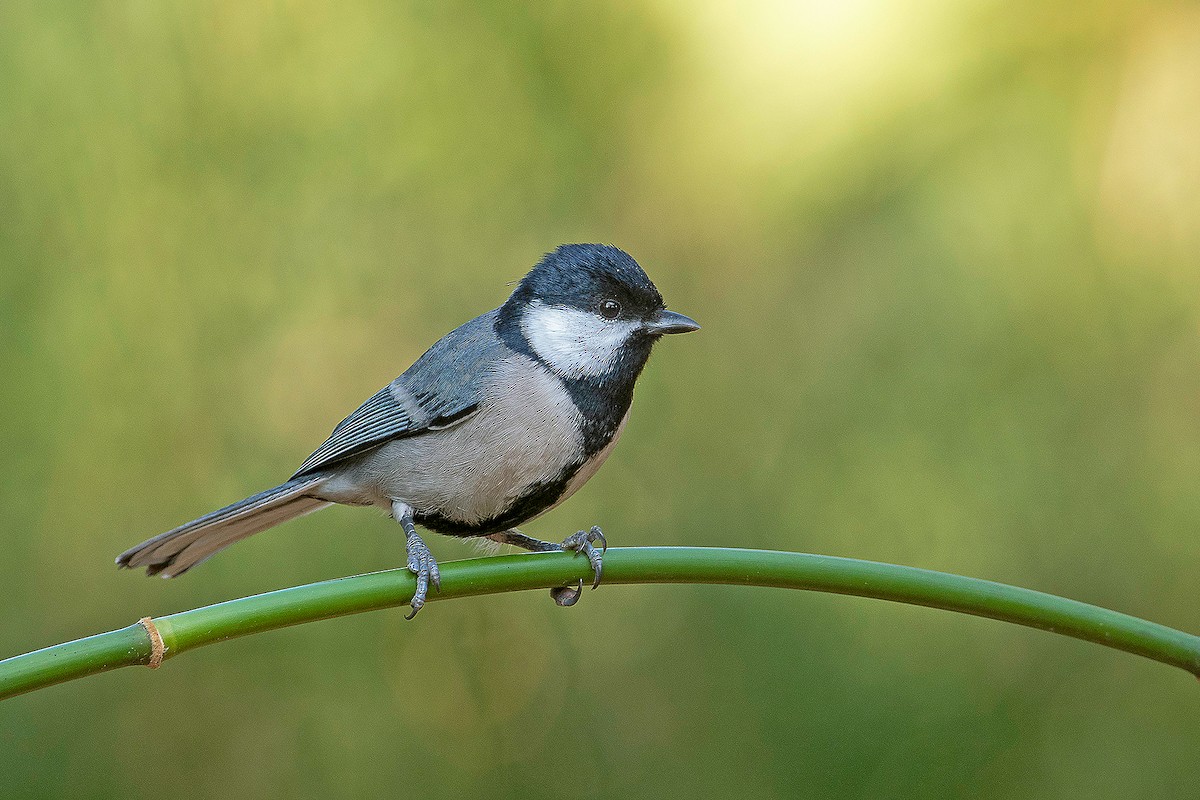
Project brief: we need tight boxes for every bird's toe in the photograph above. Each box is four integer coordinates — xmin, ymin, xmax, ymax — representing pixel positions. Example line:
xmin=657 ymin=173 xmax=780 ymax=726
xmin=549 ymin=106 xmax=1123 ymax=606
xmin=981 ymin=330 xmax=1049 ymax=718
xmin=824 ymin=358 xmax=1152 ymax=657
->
xmin=559 ymin=526 xmax=606 ymax=593
xmin=550 ymin=580 xmax=583 ymax=606
xmin=404 ymin=534 xmax=439 ymax=619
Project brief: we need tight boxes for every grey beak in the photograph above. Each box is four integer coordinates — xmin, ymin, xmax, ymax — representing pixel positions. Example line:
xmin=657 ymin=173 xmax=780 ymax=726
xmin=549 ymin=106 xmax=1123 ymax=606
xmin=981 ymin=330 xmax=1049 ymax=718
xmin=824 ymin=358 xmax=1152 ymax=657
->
xmin=645 ymin=309 xmax=701 ymax=335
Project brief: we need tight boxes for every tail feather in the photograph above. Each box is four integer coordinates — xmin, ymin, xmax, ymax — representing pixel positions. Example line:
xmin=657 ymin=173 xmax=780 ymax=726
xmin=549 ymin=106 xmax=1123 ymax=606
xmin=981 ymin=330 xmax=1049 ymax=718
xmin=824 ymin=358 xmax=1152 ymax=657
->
xmin=117 ymin=475 xmax=330 ymax=578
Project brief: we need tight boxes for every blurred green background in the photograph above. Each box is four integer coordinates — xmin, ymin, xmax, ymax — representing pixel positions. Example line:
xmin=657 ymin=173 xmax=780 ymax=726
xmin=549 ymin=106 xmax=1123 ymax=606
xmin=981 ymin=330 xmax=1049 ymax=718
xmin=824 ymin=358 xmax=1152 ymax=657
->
xmin=3 ymin=1 xmax=1200 ymax=797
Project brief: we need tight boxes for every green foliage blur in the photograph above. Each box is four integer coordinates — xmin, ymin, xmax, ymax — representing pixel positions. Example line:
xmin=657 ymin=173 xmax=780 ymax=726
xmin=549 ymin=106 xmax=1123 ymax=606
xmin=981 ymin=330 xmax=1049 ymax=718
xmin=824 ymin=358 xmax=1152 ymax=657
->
xmin=3 ymin=2 xmax=1199 ymax=797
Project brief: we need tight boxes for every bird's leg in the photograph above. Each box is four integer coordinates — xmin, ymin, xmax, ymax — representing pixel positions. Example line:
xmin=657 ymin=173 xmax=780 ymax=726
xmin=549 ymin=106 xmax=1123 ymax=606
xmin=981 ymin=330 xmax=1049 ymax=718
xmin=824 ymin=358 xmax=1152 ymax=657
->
xmin=488 ymin=526 xmax=607 ymax=607
xmin=487 ymin=529 xmax=563 ymax=552
xmin=392 ymin=501 xmax=440 ymax=619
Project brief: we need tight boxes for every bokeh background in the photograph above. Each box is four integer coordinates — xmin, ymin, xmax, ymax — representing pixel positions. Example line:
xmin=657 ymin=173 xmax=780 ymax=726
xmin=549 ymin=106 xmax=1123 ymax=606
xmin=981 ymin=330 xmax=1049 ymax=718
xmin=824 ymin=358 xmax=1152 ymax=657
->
xmin=3 ymin=2 xmax=1200 ymax=797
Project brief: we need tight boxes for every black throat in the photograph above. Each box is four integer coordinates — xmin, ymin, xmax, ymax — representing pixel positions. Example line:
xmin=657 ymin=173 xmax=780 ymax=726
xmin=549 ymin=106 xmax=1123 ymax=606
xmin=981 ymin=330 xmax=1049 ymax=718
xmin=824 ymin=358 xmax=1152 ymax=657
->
xmin=494 ymin=302 xmax=654 ymax=459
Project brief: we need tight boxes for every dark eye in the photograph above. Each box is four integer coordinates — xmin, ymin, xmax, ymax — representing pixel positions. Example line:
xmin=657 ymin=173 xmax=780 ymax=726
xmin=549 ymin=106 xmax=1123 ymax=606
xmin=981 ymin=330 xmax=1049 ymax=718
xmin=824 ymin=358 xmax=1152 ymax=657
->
xmin=598 ymin=299 xmax=622 ymax=320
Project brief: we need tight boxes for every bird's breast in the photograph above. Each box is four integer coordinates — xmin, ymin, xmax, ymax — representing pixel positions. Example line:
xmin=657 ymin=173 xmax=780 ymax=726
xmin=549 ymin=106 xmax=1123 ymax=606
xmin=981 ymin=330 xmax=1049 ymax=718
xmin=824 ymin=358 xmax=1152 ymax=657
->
xmin=349 ymin=355 xmax=591 ymax=531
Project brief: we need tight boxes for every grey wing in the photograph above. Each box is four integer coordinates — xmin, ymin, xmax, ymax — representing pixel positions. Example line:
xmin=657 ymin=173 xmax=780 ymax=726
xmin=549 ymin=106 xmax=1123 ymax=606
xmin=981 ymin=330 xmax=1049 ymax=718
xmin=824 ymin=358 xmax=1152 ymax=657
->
xmin=290 ymin=385 xmax=431 ymax=478
xmin=290 ymin=310 xmax=504 ymax=478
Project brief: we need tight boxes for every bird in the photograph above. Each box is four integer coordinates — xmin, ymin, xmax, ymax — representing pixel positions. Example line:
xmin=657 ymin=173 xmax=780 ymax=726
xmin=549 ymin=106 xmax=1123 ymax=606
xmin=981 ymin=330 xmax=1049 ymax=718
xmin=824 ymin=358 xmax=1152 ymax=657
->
xmin=116 ymin=244 xmax=700 ymax=616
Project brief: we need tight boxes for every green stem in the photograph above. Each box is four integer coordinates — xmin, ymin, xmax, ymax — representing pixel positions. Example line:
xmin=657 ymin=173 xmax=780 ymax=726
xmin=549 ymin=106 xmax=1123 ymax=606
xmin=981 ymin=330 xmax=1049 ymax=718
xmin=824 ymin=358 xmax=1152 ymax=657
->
xmin=2 ymin=547 xmax=1197 ymax=701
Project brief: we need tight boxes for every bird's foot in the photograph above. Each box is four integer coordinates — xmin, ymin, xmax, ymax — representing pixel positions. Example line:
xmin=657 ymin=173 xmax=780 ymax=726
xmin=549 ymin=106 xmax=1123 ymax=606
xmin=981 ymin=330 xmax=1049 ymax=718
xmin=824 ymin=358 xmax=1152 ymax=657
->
xmin=404 ymin=531 xmax=441 ymax=619
xmin=550 ymin=526 xmax=607 ymax=607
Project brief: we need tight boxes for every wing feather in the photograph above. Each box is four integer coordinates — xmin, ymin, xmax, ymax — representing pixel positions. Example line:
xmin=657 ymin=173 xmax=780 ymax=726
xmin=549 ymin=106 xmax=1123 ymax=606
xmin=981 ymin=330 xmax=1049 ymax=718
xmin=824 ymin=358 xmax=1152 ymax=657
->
xmin=290 ymin=310 xmax=501 ymax=478
xmin=291 ymin=386 xmax=422 ymax=477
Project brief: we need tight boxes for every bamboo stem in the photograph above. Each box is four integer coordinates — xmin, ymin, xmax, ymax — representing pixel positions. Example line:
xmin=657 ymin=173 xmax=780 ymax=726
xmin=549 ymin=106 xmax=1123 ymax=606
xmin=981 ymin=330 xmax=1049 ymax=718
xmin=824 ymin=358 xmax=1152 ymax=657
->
xmin=2 ymin=547 xmax=1197 ymax=701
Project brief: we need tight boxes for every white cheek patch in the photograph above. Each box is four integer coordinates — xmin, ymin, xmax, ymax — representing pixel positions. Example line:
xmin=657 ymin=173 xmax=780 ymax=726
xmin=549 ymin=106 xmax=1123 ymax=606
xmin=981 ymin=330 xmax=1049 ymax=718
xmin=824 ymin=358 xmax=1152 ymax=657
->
xmin=520 ymin=300 xmax=640 ymax=379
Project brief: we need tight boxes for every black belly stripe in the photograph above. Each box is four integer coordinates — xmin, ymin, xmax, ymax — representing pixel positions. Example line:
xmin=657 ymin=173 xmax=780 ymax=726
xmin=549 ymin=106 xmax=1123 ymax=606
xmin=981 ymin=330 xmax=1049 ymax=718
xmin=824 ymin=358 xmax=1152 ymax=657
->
xmin=414 ymin=459 xmax=584 ymax=537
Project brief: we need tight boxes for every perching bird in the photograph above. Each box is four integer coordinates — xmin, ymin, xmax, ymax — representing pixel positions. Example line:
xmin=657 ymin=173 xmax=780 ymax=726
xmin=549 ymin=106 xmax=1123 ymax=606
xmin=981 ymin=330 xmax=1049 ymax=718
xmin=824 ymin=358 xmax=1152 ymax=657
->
xmin=117 ymin=244 xmax=699 ymax=616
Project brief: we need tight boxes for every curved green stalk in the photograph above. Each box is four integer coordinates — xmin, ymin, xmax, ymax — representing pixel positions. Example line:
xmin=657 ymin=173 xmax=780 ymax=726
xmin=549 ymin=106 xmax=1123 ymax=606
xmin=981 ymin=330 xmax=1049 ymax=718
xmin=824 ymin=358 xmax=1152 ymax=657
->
xmin=2 ymin=546 xmax=1198 ymax=701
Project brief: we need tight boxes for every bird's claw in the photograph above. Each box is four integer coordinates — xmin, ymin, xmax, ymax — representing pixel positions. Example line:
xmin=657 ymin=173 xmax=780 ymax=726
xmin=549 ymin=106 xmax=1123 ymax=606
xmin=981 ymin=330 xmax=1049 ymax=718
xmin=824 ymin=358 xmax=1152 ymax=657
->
xmin=562 ymin=525 xmax=606 ymax=588
xmin=551 ymin=580 xmax=583 ymax=606
xmin=404 ymin=533 xmax=441 ymax=619
xmin=551 ymin=526 xmax=606 ymax=605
